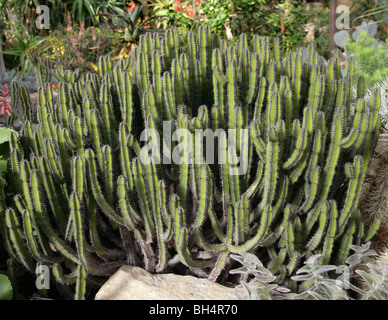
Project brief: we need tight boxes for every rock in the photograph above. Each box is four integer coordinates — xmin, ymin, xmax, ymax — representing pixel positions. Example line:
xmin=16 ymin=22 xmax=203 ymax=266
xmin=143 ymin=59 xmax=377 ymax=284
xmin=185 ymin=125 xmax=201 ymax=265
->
xmin=95 ymin=266 xmax=244 ymax=300
xmin=304 ymin=22 xmax=315 ymax=43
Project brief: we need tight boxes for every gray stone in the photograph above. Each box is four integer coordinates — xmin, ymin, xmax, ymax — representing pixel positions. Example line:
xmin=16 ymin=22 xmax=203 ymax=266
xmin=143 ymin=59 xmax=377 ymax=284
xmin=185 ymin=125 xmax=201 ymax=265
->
xmin=352 ymin=21 xmax=377 ymax=41
xmin=334 ymin=30 xmax=350 ymax=48
xmin=95 ymin=266 xmax=243 ymax=300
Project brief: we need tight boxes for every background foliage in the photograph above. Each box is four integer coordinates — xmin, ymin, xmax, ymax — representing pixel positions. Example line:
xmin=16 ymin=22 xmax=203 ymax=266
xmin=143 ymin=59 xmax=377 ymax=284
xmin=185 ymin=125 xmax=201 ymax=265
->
xmin=345 ymin=31 xmax=388 ymax=89
xmin=0 ymin=0 xmax=386 ymax=84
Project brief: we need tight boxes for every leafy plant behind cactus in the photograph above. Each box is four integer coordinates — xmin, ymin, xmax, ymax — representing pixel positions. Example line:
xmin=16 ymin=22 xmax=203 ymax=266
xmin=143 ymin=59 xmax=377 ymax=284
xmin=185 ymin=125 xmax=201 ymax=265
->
xmin=344 ymin=31 xmax=388 ymax=90
xmin=0 ymin=26 xmax=382 ymax=299
xmin=0 ymin=274 xmax=13 ymax=300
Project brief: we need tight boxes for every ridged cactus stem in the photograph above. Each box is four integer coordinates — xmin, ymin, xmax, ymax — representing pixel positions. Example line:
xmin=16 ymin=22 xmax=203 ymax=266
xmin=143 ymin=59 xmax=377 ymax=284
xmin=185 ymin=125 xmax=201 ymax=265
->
xmin=30 ymin=169 xmax=79 ymax=264
xmin=227 ymin=61 xmax=238 ymax=131
xmin=86 ymin=149 xmax=125 ymax=226
xmin=75 ymin=265 xmax=86 ymax=300
xmin=133 ymin=158 xmax=156 ymax=242
xmin=3 ymin=27 xmax=382 ymax=297
xmin=70 ymin=192 xmax=89 ymax=270
xmin=5 ymin=208 xmax=35 ymax=272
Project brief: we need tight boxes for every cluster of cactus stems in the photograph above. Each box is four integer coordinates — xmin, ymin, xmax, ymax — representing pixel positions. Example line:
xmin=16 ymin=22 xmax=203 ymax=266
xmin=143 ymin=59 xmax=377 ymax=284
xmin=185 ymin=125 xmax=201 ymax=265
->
xmin=0 ymin=26 xmax=383 ymax=299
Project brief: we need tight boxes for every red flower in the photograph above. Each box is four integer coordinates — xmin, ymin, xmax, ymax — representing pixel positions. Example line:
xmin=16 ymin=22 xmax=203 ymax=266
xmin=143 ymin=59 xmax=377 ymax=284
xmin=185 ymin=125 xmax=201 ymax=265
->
xmin=91 ymin=26 xmax=97 ymax=41
xmin=280 ymin=16 xmax=286 ymax=34
xmin=195 ymin=0 xmax=201 ymax=3
xmin=0 ymin=101 xmax=11 ymax=116
xmin=0 ymin=84 xmax=9 ymax=95
xmin=65 ymin=11 xmax=72 ymax=31
xmin=185 ymin=5 xmax=195 ymax=18
xmin=127 ymin=2 xmax=136 ymax=13
xmin=0 ymin=84 xmax=11 ymax=116
xmin=174 ymin=0 xmax=182 ymax=11
xmin=143 ymin=17 xmax=150 ymax=29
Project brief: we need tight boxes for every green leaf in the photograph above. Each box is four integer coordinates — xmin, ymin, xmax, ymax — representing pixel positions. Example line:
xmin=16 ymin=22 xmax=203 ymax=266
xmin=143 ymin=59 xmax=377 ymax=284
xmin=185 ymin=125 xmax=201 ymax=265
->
xmin=0 ymin=160 xmax=7 ymax=174
xmin=0 ymin=128 xmax=17 ymax=145
xmin=0 ymin=274 xmax=13 ymax=300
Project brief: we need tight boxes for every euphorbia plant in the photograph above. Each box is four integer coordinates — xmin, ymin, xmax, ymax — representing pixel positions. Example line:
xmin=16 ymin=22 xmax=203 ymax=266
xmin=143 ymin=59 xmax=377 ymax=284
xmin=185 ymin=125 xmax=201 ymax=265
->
xmin=0 ymin=26 xmax=382 ymax=300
